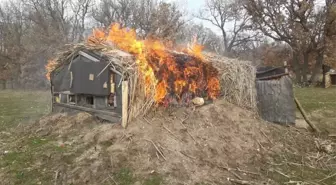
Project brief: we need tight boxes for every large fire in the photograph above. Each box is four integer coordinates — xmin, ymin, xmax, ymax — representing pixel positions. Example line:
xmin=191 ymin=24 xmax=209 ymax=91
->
xmin=48 ymin=23 xmax=220 ymax=105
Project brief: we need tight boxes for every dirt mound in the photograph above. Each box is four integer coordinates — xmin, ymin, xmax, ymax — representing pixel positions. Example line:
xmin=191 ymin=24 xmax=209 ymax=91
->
xmin=12 ymin=100 xmax=336 ymax=185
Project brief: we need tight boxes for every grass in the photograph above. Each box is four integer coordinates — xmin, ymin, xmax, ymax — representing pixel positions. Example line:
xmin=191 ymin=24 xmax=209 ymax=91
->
xmin=0 ymin=90 xmax=54 ymax=184
xmin=294 ymin=87 xmax=336 ymax=133
xmin=102 ymin=168 xmax=164 ymax=185
xmin=294 ymin=87 xmax=336 ymax=114
xmin=0 ymin=90 xmax=165 ymax=184
xmin=0 ymin=136 xmax=67 ymax=185
xmin=0 ymin=90 xmax=51 ymax=129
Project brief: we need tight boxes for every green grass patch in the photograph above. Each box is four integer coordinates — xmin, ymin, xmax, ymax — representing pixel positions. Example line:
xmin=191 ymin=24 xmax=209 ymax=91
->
xmin=0 ymin=90 xmax=50 ymax=129
xmin=143 ymin=174 xmax=164 ymax=185
xmin=0 ymin=135 xmax=71 ymax=185
xmin=294 ymin=87 xmax=336 ymax=132
xmin=114 ymin=168 xmax=135 ymax=185
xmin=109 ymin=168 xmax=164 ymax=185
xmin=294 ymin=87 xmax=336 ymax=114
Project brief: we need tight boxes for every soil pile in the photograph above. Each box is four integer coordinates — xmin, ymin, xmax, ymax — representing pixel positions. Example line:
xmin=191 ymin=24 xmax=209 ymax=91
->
xmin=9 ymin=99 xmax=336 ymax=185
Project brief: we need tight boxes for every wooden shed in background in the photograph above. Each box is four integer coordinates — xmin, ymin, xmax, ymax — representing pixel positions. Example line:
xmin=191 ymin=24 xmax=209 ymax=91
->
xmin=323 ymin=64 xmax=336 ymax=88
xmin=256 ymin=63 xmax=295 ymax=124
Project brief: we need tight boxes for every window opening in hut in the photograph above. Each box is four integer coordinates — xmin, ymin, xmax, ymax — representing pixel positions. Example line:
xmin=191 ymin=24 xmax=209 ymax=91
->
xmin=54 ymin=93 xmax=60 ymax=103
xmin=69 ymin=95 xmax=76 ymax=105
xmin=86 ymin=96 xmax=94 ymax=105
xmin=60 ymin=94 xmax=68 ymax=103
xmin=108 ymin=93 xmax=115 ymax=108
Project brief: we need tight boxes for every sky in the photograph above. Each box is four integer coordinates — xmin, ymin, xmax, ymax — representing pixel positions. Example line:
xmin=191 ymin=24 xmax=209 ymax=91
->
xmin=166 ymin=0 xmax=204 ymax=12
xmin=165 ymin=0 xmax=221 ymax=33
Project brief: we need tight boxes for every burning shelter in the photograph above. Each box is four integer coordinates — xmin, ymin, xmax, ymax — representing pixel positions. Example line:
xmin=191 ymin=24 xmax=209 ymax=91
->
xmin=47 ymin=24 xmax=257 ymax=127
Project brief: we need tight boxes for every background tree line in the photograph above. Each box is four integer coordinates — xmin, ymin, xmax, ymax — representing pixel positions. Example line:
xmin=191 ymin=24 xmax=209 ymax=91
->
xmin=0 ymin=0 xmax=335 ymax=89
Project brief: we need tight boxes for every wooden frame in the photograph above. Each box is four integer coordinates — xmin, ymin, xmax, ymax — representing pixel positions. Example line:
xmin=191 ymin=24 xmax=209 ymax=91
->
xmin=54 ymin=102 xmax=121 ymax=118
xmin=122 ymin=81 xmax=129 ymax=128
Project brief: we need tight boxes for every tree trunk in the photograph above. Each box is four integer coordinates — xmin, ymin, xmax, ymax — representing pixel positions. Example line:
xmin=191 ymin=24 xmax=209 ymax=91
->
xmin=292 ymin=52 xmax=302 ymax=83
xmin=0 ymin=80 xmax=5 ymax=90
xmin=310 ymin=52 xmax=323 ymax=84
xmin=302 ymin=52 xmax=309 ymax=83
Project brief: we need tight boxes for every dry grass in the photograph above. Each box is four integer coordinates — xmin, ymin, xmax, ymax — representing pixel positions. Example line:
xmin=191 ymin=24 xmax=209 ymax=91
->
xmin=206 ymin=53 xmax=257 ymax=110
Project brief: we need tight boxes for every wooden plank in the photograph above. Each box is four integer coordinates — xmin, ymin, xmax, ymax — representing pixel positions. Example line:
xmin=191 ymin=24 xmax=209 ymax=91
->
xmin=294 ymin=97 xmax=320 ymax=133
xmin=257 ymin=73 xmax=289 ymax=80
xmin=78 ymin=51 xmax=99 ymax=62
xmin=51 ymin=85 xmax=54 ymax=112
xmin=53 ymin=91 xmax=74 ymax=95
xmin=256 ymin=66 xmax=286 ymax=75
xmin=110 ymin=67 xmax=123 ymax=76
xmin=54 ymin=102 xmax=121 ymax=118
xmin=122 ymin=81 xmax=129 ymax=128
xmin=94 ymin=113 xmax=121 ymax=123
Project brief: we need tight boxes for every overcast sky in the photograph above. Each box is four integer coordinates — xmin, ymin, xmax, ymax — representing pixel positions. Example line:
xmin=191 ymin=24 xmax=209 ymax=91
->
xmin=165 ymin=0 xmax=221 ymax=33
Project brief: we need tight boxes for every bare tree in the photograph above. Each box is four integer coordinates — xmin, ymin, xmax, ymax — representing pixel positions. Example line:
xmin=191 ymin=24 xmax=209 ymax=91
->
xmin=133 ymin=1 xmax=186 ymax=40
xmin=70 ymin=0 xmax=93 ymax=41
xmin=92 ymin=0 xmax=137 ymax=28
xmin=244 ymin=0 xmax=329 ymax=83
xmin=0 ymin=1 xmax=25 ymax=82
xmin=92 ymin=0 xmax=186 ymax=40
xmin=196 ymin=0 xmax=259 ymax=54
xmin=21 ymin=0 xmax=71 ymax=45
xmin=0 ymin=0 xmax=188 ymax=88
xmin=323 ymin=0 xmax=336 ymax=68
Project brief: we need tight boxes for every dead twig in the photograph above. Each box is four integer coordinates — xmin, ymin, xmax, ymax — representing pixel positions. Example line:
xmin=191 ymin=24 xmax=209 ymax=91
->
xmin=143 ymin=117 xmax=152 ymax=124
xmin=145 ymin=139 xmax=166 ymax=161
xmin=109 ymin=174 xmax=118 ymax=185
xmin=284 ymin=181 xmax=303 ymax=184
xmin=181 ymin=112 xmax=192 ymax=123
xmin=236 ymin=168 xmax=260 ymax=176
xmin=54 ymin=171 xmax=59 ymax=185
xmin=256 ymin=140 xmax=266 ymax=151
xmin=179 ymin=151 xmax=197 ymax=160
xmin=227 ymin=178 xmax=254 ymax=185
xmin=260 ymin=130 xmax=273 ymax=144
xmin=318 ymin=172 xmax=336 ymax=182
xmin=162 ymin=124 xmax=181 ymax=142
xmin=274 ymin=169 xmax=290 ymax=179
xmin=219 ymin=166 xmax=243 ymax=180
xmin=179 ymin=115 xmax=198 ymax=144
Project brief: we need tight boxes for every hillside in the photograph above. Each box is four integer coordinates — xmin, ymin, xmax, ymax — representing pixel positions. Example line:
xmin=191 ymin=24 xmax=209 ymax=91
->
xmin=1 ymin=97 xmax=335 ymax=185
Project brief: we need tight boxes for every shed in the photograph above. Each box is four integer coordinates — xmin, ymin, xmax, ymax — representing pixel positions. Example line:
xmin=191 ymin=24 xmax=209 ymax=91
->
xmin=256 ymin=64 xmax=295 ymax=124
xmin=50 ymin=49 xmax=129 ymax=123
xmin=323 ymin=64 xmax=336 ymax=88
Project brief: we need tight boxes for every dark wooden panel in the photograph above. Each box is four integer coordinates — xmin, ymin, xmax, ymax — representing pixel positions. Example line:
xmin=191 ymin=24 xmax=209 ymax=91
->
xmin=256 ymin=76 xmax=295 ymax=124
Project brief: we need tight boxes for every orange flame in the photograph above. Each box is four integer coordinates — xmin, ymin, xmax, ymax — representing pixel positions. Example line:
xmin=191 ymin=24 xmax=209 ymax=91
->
xmin=89 ymin=23 xmax=220 ymax=103
xmin=45 ymin=59 xmax=58 ymax=80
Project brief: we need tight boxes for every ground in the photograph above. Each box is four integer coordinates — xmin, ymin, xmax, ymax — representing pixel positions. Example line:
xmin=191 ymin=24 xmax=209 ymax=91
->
xmin=0 ymin=88 xmax=335 ymax=185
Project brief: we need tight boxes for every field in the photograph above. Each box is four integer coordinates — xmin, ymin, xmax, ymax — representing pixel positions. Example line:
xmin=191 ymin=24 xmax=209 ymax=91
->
xmin=0 ymin=91 xmax=51 ymax=129
xmin=295 ymin=87 xmax=336 ymax=133
xmin=0 ymin=88 xmax=335 ymax=185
